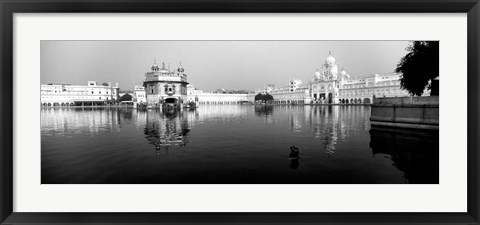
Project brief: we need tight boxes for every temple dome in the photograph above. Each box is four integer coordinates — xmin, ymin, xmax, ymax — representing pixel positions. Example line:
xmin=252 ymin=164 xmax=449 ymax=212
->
xmin=325 ymin=53 xmax=336 ymax=65
xmin=159 ymin=62 xmax=170 ymax=73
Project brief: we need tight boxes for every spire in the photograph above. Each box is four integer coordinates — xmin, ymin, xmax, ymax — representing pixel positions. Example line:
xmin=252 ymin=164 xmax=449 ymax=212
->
xmin=177 ymin=61 xmax=185 ymax=73
xmin=329 ymin=51 xmax=331 ymax=55
xmin=151 ymin=58 xmax=159 ymax=71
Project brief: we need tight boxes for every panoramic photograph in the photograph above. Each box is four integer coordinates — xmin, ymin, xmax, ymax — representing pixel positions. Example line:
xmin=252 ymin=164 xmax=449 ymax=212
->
xmin=40 ymin=41 xmax=439 ymax=184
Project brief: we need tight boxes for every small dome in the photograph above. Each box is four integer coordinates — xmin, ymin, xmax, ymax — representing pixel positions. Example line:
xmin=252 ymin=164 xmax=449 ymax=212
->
xmin=325 ymin=53 xmax=335 ymax=65
xmin=159 ymin=62 xmax=170 ymax=73
xmin=340 ymin=69 xmax=347 ymax=76
xmin=315 ymin=70 xmax=321 ymax=76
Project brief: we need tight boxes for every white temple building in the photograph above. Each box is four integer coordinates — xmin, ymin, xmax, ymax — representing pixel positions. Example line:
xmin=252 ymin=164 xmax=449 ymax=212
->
xmin=40 ymin=81 xmax=120 ymax=106
xmin=259 ymin=52 xmax=416 ymax=104
xmin=143 ymin=59 xmax=188 ymax=108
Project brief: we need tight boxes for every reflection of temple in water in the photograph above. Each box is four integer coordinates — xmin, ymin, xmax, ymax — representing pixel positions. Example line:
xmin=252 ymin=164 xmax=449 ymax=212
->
xmin=369 ymin=127 xmax=439 ymax=184
xmin=41 ymin=107 xmax=127 ymax=136
xmin=248 ymin=105 xmax=371 ymax=158
xmin=144 ymin=109 xmax=191 ymax=151
xmin=307 ymin=106 xmax=340 ymax=157
xmin=306 ymin=106 xmax=372 ymax=157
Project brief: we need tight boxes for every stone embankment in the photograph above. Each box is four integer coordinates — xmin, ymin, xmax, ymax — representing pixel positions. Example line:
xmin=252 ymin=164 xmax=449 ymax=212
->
xmin=370 ymin=96 xmax=439 ymax=130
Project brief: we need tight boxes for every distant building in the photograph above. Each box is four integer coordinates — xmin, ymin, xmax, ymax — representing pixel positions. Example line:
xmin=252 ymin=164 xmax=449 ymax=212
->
xmin=259 ymin=52 xmax=424 ymax=104
xmin=186 ymin=84 xmax=248 ymax=104
xmin=134 ymin=85 xmax=146 ymax=103
xmin=309 ymin=52 xmax=413 ymax=104
xmin=41 ymin=81 xmax=119 ymax=106
xmin=268 ymin=79 xmax=310 ymax=104
xmin=143 ymin=59 xmax=188 ymax=107
xmin=337 ymin=73 xmax=407 ymax=104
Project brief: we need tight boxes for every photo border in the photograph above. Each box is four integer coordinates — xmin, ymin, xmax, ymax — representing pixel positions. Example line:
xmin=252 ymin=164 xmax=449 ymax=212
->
xmin=1 ymin=0 xmax=479 ymax=224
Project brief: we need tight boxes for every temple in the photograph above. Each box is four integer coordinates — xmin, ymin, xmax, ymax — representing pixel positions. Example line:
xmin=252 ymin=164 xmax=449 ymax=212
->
xmin=248 ymin=52 xmax=423 ymax=104
xmin=143 ymin=59 xmax=188 ymax=108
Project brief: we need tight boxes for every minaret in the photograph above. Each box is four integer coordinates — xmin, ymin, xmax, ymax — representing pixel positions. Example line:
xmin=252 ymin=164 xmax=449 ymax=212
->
xmin=151 ymin=58 xmax=159 ymax=72
xmin=177 ymin=61 xmax=185 ymax=73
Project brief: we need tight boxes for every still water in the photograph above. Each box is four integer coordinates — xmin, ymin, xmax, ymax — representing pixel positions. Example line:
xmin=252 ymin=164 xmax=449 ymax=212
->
xmin=41 ymin=105 xmax=439 ymax=184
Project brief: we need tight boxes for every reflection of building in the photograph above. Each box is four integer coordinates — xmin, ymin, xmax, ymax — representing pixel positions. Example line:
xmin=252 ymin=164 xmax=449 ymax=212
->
xmin=144 ymin=109 xmax=190 ymax=150
xmin=300 ymin=105 xmax=373 ymax=157
xmin=257 ymin=52 xmax=424 ymax=104
xmin=307 ymin=106 xmax=339 ymax=156
xmin=41 ymin=107 xmax=123 ymax=135
xmin=143 ymin=59 xmax=188 ymax=108
xmin=41 ymin=81 xmax=120 ymax=106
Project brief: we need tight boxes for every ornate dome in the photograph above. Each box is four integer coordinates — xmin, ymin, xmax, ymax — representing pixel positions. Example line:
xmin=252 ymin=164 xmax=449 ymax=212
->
xmin=340 ymin=69 xmax=347 ymax=76
xmin=325 ymin=52 xmax=336 ymax=65
xmin=159 ymin=62 xmax=170 ymax=73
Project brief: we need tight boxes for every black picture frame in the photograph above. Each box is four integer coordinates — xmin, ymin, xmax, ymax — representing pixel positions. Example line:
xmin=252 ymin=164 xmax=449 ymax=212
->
xmin=1 ymin=0 xmax=479 ymax=224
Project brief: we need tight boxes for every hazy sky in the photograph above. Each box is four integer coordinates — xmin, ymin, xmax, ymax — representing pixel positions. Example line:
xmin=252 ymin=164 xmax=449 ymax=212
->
xmin=41 ymin=41 xmax=410 ymax=91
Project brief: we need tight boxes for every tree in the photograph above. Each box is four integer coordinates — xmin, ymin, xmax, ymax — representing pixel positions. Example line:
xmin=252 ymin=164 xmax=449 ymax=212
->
xmin=395 ymin=41 xmax=439 ymax=96
xmin=119 ymin=93 xmax=133 ymax=102
xmin=254 ymin=93 xmax=274 ymax=103
xmin=102 ymin=82 xmax=109 ymax=86
xmin=254 ymin=93 xmax=264 ymax=102
xmin=264 ymin=94 xmax=273 ymax=102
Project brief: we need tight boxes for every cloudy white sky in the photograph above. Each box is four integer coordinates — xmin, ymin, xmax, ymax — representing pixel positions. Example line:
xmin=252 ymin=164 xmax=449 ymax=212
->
xmin=41 ymin=41 xmax=410 ymax=91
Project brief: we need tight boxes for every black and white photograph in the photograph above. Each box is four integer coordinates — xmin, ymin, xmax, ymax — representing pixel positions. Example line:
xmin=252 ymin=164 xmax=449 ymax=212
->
xmin=40 ymin=40 xmax=439 ymax=184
